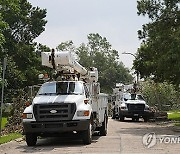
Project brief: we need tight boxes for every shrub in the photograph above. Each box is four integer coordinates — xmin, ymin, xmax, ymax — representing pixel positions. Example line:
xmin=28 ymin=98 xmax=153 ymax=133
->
xmin=141 ymin=80 xmax=179 ymax=111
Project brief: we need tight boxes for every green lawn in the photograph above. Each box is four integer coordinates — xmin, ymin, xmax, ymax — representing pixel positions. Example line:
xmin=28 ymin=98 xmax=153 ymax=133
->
xmin=0 ymin=117 xmax=22 ymax=145
xmin=0 ymin=133 xmax=22 ymax=144
xmin=2 ymin=117 xmax=8 ymax=129
xmin=168 ymin=110 xmax=180 ymax=121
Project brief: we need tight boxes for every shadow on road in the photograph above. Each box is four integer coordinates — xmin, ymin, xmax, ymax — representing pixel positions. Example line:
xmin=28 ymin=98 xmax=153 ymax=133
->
xmin=16 ymin=133 xmax=101 ymax=153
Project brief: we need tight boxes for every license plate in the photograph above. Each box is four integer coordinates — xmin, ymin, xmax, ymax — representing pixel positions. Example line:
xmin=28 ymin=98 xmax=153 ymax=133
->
xmin=134 ymin=114 xmax=138 ymax=116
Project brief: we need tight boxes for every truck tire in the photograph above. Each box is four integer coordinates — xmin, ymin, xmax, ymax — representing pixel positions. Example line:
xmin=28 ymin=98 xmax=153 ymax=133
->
xmin=143 ymin=117 xmax=149 ymax=122
xmin=119 ymin=115 xmax=124 ymax=121
xmin=100 ymin=114 xmax=107 ymax=136
xmin=82 ymin=121 xmax=92 ymax=145
xmin=132 ymin=117 xmax=139 ymax=122
xmin=26 ymin=134 xmax=37 ymax=146
xmin=112 ymin=108 xmax=116 ymax=119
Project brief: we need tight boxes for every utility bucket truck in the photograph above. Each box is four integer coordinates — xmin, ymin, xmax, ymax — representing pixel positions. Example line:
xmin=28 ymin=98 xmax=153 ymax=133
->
xmin=112 ymin=83 xmax=152 ymax=122
xmin=22 ymin=50 xmax=108 ymax=146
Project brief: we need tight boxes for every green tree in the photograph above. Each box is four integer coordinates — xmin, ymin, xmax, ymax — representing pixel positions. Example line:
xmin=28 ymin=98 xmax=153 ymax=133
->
xmin=134 ymin=0 xmax=180 ymax=87
xmin=56 ymin=40 xmax=75 ymax=51
xmin=0 ymin=14 xmax=7 ymax=47
xmin=0 ymin=0 xmax=47 ymax=90
xmin=57 ymin=33 xmax=133 ymax=93
xmin=141 ymin=80 xmax=180 ymax=111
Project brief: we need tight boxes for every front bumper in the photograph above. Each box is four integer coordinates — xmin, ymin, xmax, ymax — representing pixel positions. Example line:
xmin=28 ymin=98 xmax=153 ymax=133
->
xmin=120 ymin=110 xmax=153 ymax=118
xmin=23 ymin=120 xmax=90 ymax=135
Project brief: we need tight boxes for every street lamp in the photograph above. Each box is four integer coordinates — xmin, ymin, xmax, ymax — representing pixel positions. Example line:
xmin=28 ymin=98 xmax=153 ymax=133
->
xmin=122 ymin=52 xmax=139 ymax=84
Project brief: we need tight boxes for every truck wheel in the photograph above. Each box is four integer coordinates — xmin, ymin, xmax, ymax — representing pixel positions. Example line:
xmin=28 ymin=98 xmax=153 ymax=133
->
xmin=136 ymin=117 xmax=139 ymax=121
xmin=82 ymin=122 xmax=92 ymax=145
xmin=112 ymin=108 xmax=115 ymax=119
xmin=26 ymin=134 xmax=37 ymax=146
xmin=119 ymin=115 xmax=124 ymax=121
xmin=112 ymin=113 xmax=115 ymax=119
xmin=132 ymin=117 xmax=139 ymax=121
xmin=100 ymin=114 xmax=107 ymax=136
xmin=143 ymin=117 xmax=149 ymax=122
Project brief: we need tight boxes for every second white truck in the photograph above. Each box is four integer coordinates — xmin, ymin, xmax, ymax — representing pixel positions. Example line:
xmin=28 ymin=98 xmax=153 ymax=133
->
xmin=112 ymin=83 xmax=152 ymax=122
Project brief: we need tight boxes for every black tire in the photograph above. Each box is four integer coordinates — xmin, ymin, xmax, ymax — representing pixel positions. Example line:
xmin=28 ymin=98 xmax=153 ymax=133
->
xmin=135 ymin=117 xmax=139 ymax=121
xmin=143 ymin=117 xmax=149 ymax=122
xmin=112 ymin=108 xmax=115 ymax=119
xmin=119 ymin=115 xmax=124 ymax=121
xmin=82 ymin=121 xmax=92 ymax=145
xmin=100 ymin=114 xmax=107 ymax=136
xmin=26 ymin=134 xmax=37 ymax=146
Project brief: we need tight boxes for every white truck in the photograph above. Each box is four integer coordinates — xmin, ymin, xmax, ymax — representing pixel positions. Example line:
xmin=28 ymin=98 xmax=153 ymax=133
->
xmin=112 ymin=83 xmax=152 ymax=122
xmin=22 ymin=50 xmax=108 ymax=146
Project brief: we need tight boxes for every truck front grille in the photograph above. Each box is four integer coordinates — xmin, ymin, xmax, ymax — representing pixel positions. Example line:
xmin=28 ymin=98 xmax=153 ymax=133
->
xmin=33 ymin=103 xmax=76 ymax=122
xmin=127 ymin=104 xmax=145 ymax=111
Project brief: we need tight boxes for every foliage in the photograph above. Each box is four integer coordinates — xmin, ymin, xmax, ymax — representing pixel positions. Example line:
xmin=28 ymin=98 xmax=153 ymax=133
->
xmin=1 ymin=117 xmax=7 ymax=129
xmin=56 ymin=40 xmax=75 ymax=51
xmin=0 ymin=0 xmax=47 ymax=104
xmin=168 ymin=110 xmax=180 ymax=121
xmin=141 ymin=80 xmax=180 ymax=111
xmin=0 ymin=133 xmax=22 ymax=144
xmin=2 ymin=89 xmax=27 ymax=135
xmin=134 ymin=0 xmax=180 ymax=87
xmin=0 ymin=0 xmax=47 ymax=88
xmin=174 ymin=123 xmax=180 ymax=126
xmin=0 ymin=13 xmax=8 ymax=47
xmin=57 ymin=33 xmax=133 ymax=93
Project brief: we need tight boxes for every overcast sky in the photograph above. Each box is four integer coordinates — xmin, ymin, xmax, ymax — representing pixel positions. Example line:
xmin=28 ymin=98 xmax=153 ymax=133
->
xmin=28 ymin=0 xmax=148 ymax=69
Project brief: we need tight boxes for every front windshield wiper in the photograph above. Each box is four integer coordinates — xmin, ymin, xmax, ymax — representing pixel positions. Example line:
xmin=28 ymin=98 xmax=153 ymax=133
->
xmin=38 ymin=93 xmax=56 ymax=95
xmin=57 ymin=92 xmax=80 ymax=95
xmin=69 ymin=92 xmax=80 ymax=95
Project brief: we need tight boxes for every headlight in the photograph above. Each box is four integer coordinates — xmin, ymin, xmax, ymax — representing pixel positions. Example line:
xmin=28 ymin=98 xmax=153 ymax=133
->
xmin=145 ymin=105 xmax=150 ymax=110
xmin=120 ymin=104 xmax=127 ymax=110
xmin=77 ymin=110 xmax=90 ymax=116
xmin=22 ymin=113 xmax=33 ymax=119
xmin=121 ymin=106 xmax=127 ymax=110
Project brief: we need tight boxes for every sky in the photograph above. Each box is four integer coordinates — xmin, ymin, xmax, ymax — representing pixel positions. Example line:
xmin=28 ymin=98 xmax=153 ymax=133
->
xmin=28 ymin=0 xmax=148 ymax=69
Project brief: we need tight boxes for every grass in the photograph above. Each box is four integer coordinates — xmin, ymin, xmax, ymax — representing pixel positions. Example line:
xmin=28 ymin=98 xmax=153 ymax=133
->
xmin=174 ymin=123 xmax=180 ymax=127
xmin=168 ymin=110 xmax=180 ymax=121
xmin=1 ymin=117 xmax=8 ymax=129
xmin=0 ymin=117 xmax=22 ymax=145
xmin=0 ymin=133 xmax=22 ymax=144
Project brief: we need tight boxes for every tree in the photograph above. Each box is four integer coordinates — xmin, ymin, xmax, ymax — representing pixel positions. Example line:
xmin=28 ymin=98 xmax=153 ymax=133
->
xmin=56 ymin=40 xmax=75 ymax=51
xmin=57 ymin=33 xmax=133 ymax=93
xmin=0 ymin=0 xmax=47 ymax=90
xmin=141 ymin=80 xmax=179 ymax=111
xmin=134 ymin=0 xmax=180 ymax=87
xmin=0 ymin=14 xmax=7 ymax=47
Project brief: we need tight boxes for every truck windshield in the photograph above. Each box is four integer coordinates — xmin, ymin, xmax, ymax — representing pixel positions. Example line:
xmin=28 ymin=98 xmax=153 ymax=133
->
xmin=38 ymin=82 xmax=84 ymax=95
xmin=124 ymin=93 xmax=144 ymax=101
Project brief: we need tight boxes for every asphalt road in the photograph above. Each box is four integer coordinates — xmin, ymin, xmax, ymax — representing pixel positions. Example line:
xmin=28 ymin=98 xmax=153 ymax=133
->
xmin=0 ymin=118 xmax=179 ymax=154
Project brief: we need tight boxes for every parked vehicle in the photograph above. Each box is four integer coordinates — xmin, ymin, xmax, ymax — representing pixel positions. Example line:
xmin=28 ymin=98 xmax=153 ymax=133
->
xmin=22 ymin=50 xmax=108 ymax=146
xmin=112 ymin=83 xmax=152 ymax=122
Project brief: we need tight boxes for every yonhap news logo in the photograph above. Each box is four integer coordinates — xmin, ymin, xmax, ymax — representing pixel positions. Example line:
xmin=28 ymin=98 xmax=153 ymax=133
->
xmin=142 ymin=132 xmax=156 ymax=148
xmin=142 ymin=132 xmax=180 ymax=148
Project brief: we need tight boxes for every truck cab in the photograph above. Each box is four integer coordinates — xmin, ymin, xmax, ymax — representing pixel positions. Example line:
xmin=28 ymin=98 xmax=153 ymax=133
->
xmin=118 ymin=93 xmax=152 ymax=121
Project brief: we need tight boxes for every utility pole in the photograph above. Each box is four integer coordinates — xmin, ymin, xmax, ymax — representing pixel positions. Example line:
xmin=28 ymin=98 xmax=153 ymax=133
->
xmin=0 ymin=58 xmax=7 ymax=136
